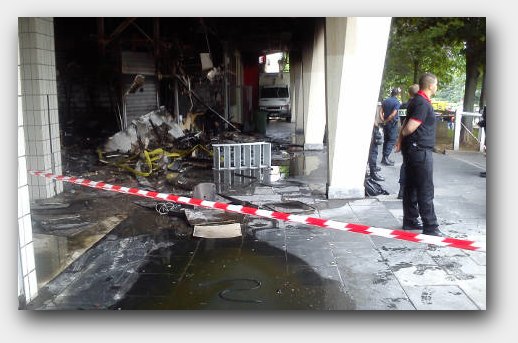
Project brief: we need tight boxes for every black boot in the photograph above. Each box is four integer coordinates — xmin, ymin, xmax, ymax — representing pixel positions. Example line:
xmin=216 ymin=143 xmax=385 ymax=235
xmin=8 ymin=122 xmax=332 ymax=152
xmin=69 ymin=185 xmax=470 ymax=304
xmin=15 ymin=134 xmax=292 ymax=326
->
xmin=370 ymin=171 xmax=385 ymax=182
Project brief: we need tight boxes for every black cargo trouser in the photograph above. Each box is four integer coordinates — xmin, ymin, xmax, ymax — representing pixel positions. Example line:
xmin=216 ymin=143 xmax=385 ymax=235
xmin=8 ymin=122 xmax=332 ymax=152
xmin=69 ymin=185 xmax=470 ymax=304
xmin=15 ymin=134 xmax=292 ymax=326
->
xmin=368 ymin=127 xmax=379 ymax=172
xmin=401 ymin=144 xmax=438 ymax=230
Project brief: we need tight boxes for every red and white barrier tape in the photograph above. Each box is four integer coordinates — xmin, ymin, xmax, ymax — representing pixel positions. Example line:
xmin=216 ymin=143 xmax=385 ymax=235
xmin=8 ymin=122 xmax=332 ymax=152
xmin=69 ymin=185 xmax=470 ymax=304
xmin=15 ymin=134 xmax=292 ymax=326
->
xmin=29 ymin=171 xmax=486 ymax=252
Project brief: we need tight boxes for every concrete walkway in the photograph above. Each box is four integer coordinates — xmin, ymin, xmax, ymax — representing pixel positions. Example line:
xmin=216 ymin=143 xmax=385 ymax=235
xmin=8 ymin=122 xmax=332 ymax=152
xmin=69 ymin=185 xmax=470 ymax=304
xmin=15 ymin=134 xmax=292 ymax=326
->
xmin=368 ymin=149 xmax=486 ymax=309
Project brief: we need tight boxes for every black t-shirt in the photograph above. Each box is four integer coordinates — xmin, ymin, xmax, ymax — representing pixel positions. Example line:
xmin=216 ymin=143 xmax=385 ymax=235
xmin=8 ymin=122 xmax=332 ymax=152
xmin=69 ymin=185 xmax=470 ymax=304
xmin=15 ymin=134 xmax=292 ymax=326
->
xmin=403 ymin=93 xmax=436 ymax=149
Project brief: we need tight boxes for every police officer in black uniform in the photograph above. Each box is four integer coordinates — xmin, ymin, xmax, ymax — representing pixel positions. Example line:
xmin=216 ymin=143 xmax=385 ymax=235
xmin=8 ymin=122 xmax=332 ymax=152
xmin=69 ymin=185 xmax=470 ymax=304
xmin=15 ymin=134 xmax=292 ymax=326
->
xmin=395 ymin=73 xmax=443 ymax=236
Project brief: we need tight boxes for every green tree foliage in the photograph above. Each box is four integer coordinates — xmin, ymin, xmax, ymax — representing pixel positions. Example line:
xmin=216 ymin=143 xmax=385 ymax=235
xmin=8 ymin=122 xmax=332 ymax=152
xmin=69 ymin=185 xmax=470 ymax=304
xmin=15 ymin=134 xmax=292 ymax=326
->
xmin=381 ymin=18 xmax=466 ymax=103
xmin=381 ymin=17 xmax=486 ymax=147
xmin=429 ymin=17 xmax=486 ymax=144
xmin=430 ymin=17 xmax=486 ymax=111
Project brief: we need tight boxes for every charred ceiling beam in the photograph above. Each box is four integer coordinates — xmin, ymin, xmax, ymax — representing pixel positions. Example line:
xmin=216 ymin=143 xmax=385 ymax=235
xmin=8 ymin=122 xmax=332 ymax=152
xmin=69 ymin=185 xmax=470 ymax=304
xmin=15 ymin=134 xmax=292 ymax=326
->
xmin=103 ymin=17 xmax=137 ymax=46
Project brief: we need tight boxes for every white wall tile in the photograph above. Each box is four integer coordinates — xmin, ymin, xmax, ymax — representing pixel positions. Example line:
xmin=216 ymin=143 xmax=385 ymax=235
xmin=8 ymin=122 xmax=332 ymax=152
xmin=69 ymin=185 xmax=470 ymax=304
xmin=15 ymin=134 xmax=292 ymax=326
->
xmin=19 ymin=49 xmax=27 ymax=64
xmin=44 ymin=153 xmax=51 ymax=168
xmin=18 ymin=18 xmax=28 ymax=33
xmin=29 ymin=158 xmax=38 ymax=172
xmin=21 ymin=79 xmax=30 ymax=94
xmin=35 ymin=138 xmax=42 ymax=155
xmin=18 ymin=217 xmax=25 ymax=246
xmin=20 ymin=246 xmax=28 ymax=275
xmin=26 ymin=141 xmax=33 ymax=156
xmin=46 ymin=183 xmax=54 ymax=197
xmin=20 ymin=185 xmax=30 ymax=217
xmin=39 ymin=185 xmax=47 ymax=197
xmin=31 ymin=64 xmax=39 ymax=80
xmin=17 ymin=190 xmax=22 ymax=218
xmin=22 ymin=65 xmax=31 ymax=80
xmin=18 ymin=33 xmax=27 ymax=49
xmin=23 ymin=275 xmax=30 ymax=298
xmin=27 ymin=18 xmax=36 ymax=33
xmin=18 ymin=126 xmax=26 ymax=157
xmin=41 ymin=140 xmax=50 ymax=155
xmin=31 ymin=109 xmax=41 ymax=125
xmin=35 ymin=33 xmax=44 ymax=50
xmin=18 ymin=65 xmax=22 ymax=92
xmin=26 ymin=242 xmax=35 ymax=271
xmin=23 ymin=125 xmax=30 ymax=142
xmin=55 ymin=160 xmax=62 ymax=173
xmin=56 ymin=181 xmax=63 ymax=193
xmin=32 ymin=185 xmax=40 ymax=200
xmin=23 ymin=125 xmax=37 ymax=142
xmin=18 ymin=98 xmax=24 ymax=126
xmin=28 ymin=270 xmax=38 ymax=300
xmin=23 ymin=215 xmax=33 ymax=244
xmin=42 ymin=126 xmax=49 ymax=141
xmin=45 ymin=35 xmax=53 ymax=50
xmin=51 ymin=123 xmax=58 ymax=137
xmin=33 ymin=126 xmax=43 ymax=141
xmin=24 ymin=110 xmax=32 ymax=126
xmin=29 ymin=174 xmax=38 ymax=186
xmin=23 ymin=95 xmax=32 ymax=111
xmin=18 ymin=157 xmax=27 ymax=187
xmin=37 ymin=158 xmax=44 ymax=171
xmin=17 ymin=164 xmax=21 ymax=188
xmin=39 ymin=105 xmax=48 ymax=122
xmin=28 ymin=49 xmax=35 ymax=65
xmin=35 ymin=18 xmax=45 ymax=35
xmin=51 ymin=96 xmax=58 ymax=110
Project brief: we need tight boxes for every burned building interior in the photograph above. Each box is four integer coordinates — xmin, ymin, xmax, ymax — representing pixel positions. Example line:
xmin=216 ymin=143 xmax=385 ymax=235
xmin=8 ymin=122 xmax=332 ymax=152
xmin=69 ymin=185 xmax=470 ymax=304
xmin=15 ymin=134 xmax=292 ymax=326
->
xmin=22 ymin=17 xmax=346 ymax=310
xmin=56 ymin=17 xmax=312 ymax=146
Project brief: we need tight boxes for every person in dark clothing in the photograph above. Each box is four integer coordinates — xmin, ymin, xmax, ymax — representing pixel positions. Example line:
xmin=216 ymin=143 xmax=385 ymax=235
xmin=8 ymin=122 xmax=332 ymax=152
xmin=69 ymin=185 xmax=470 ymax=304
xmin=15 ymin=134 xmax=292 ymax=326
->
xmin=380 ymin=87 xmax=402 ymax=166
xmin=368 ymin=127 xmax=384 ymax=181
xmin=367 ymin=102 xmax=385 ymax=181
xmin=479 ymin=106 xmax=486 ymax=178
xmin=397 ymin=84 xmax=419 ymax=199
xmin=395 ymin=73 xmax=443 ymax=237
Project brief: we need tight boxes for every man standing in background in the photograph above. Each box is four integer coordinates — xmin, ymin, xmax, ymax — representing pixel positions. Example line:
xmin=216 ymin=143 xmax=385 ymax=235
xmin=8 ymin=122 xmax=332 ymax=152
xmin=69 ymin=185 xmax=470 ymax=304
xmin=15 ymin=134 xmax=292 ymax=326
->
xmin=381 ymin=87 xmax=401 ymax=166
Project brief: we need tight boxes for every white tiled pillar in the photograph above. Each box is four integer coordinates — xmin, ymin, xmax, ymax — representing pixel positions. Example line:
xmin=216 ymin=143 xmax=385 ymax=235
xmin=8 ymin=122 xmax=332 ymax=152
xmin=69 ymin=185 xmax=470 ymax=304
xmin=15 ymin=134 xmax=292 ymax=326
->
xmin=18 ymin=41 xmax=38 ymax=305
xmin=302 ymin=20 xmax=326 ymax=151
xmin=18 ymin=17 xmax=62 ymax=200
xmin=326 ymin=17 xmax=391 ymax=199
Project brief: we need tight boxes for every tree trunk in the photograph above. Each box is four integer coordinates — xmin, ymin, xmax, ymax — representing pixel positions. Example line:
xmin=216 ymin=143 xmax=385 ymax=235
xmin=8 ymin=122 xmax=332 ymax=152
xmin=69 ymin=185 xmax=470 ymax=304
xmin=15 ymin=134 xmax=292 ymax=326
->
xmin=461 ymin=43 xmax=480 ymax=145
xmin=479 ymin=67 xmax=486 ymax=110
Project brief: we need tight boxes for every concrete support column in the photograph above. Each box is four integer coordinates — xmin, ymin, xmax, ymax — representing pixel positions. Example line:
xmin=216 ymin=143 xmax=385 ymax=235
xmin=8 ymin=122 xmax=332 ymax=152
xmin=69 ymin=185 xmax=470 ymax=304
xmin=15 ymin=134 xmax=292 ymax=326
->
xmin=303 ymin=20 xmax=326 ymax=150
xmin=18 ymin=17 xmax=62 ymax=200
xmin=326 ymin=17 xmax=392 ymax=199
xmin=291 ymin=52 xmax=304 ymax=132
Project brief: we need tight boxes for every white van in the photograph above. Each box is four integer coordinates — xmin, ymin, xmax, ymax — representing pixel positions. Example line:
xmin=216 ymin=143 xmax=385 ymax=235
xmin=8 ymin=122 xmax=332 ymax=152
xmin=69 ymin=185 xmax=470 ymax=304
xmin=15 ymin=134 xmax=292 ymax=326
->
xmin=259 ymin=85 xmax=291 ymax=121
